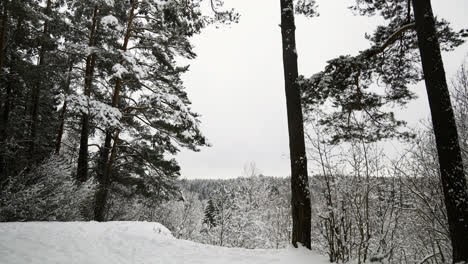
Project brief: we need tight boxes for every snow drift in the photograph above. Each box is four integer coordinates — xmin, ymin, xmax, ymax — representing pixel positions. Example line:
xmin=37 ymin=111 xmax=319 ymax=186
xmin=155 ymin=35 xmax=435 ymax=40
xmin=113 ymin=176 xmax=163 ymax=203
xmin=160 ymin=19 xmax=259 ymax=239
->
xmin=0 ymin=221 xmax=328 ymax=264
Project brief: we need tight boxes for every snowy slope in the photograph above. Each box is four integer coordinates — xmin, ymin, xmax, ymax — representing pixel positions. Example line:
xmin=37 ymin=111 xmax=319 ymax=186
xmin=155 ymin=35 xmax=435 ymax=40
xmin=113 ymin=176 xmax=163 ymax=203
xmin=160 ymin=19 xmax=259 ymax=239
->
xmin=0 ymin=221 xmax=328 ymax=264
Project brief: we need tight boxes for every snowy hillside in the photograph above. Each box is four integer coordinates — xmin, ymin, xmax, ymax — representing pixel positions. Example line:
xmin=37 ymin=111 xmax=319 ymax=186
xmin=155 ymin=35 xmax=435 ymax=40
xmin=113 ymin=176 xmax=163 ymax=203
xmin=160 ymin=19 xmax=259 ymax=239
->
xmin=0 ymin=222 xmax=328 ymax=264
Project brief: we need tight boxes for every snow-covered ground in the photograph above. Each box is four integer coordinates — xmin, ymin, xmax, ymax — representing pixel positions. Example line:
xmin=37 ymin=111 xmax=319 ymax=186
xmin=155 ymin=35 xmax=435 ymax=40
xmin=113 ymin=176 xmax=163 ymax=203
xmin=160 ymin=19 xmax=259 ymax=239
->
xmin=0 ymin=221 xmax=328 ymax=264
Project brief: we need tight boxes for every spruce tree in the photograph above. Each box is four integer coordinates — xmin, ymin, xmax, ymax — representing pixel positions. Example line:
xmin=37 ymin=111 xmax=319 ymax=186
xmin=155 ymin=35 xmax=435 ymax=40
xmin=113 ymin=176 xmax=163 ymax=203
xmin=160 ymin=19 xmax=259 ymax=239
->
xmin=204 ymin=199 xmax=217 ymax=228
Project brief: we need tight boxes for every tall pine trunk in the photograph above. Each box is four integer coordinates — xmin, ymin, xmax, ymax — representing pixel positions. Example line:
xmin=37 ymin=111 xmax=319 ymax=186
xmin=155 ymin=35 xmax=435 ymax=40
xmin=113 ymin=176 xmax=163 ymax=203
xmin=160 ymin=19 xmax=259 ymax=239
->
xmin=76 ymin=6 xmax=99 ymax=182
xmin=29 ymin=0 xmax=52 ymax=155
xmin=0 ymin=1 xmax=7 ymax=71
xmin=55 ymin=62 xmax=73 ymax=154
xmin=94 ymin=131 xmax=112 ymax=221
xmin=0 ymin=1 xmax=8 ymax=181
xmin=412 ymin=0 xmax=468 ymax=262
xmin=279 ymin=0 xmax=312 ymax=249
xmin=94 ymin=1 xmax=137 ymax=221
xmin=0 ymin=81 xmax=11 ymax=183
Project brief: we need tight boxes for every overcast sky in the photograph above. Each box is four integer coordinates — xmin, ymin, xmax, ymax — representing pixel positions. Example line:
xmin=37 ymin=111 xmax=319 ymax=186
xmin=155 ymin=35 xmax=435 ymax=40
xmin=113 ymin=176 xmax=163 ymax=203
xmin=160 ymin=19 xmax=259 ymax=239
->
xmin=177 ymin=0 xmax=468 ymax=179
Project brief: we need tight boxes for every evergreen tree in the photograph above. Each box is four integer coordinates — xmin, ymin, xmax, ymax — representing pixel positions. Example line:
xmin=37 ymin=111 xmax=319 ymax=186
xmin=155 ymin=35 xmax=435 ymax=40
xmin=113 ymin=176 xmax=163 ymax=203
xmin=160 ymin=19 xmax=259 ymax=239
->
xmin=0 ymin=0 xmax=69 ymax=181
xmin=76 ymin=3 xmax=102 ymax=183
xmin=279 ymin=0 xmax=318 ymax=249
xmin=0 ymin=0 xmax=238 ymax=222
xmin=29 ymin=0 xmax=52 ymax=156
xmin=299 ymin=0 xmax=467 ymax=261
xmin=92 ymin=0 xmax=236 ymax=221
xmin=203 ymin=199 xmax=217 ymax=228
xmin=411 ymin=1 xmax=468 ymax=261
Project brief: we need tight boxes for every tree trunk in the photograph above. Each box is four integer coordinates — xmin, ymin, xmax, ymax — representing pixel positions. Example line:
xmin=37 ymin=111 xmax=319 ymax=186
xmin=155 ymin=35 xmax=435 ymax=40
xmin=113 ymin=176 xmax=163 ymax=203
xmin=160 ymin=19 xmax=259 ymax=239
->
xmin=0 ymin=2 xmax=8 ymax=182
xmin=0 ymin=1 xmax=8 ymax=71
xmin=29 ymin=0 xmax=52 ymax=155
xmin=0 ymin=80 xmax=11 ymax=183
xmin=94 ymin=1 xmax=137 ymax=221
xmin=55 ymin=62 xmax=73 ymax=154
xmin=279 ymin=0 xmax=312 ymax=249
xmin=76 ymin=5 xmax=99 ymax=182
xmin=94 ymin=131 xmax=112 ymax=221
xmin=412 ymin=0 xmax=468 ymax=262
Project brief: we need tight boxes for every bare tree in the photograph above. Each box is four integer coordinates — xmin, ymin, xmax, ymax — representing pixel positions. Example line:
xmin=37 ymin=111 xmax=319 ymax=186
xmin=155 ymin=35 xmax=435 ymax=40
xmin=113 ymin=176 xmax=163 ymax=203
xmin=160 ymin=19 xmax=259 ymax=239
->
xmin=242 ymin=161 xmax=261 ymax=178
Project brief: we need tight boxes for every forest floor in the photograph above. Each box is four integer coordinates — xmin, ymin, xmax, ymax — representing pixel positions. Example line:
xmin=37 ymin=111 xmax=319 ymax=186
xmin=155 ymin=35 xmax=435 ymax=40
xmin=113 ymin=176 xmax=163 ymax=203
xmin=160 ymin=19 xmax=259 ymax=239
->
xmin=0 ymin=221 xmax=328 ymax=264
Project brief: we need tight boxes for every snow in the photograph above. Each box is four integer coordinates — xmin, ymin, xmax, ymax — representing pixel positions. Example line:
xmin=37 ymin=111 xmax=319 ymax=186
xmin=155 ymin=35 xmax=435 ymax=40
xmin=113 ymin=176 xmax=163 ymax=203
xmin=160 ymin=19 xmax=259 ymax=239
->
xmin=101 ymin=15 xmax=119 ymax=27
xmin=0 ymin=221 xmax=328 ymax=264
xmin=66 ymin=94 xmax=122 ymax=128
xmin=102 ymin=0 xmax=115 ymax=7
xmin=112 ymin=63 xmax=128 ymax=78
xmin=101 ymin=15 xmax=123 ymax=31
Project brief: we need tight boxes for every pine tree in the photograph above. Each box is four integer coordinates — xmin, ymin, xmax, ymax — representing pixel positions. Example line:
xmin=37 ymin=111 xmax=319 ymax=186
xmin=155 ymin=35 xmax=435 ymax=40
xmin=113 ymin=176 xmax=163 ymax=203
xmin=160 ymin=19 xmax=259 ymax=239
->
xmin=55 ymin=61 xmax=74 ymax=154
xmin=0 ymin=0 xmax=9 ymax=182
xmin=94 ymin=0 xmax=138 ymax=221
xmin=299 ymin=0 xmax=467 ymax=261
xmin=279 ymin=0 xmax=314 ymax=249
xmin=0 ymin=0 xmax=69 ymax=180
xmin=0 ymin=0 xmax=238 ymax=221
xmin=76 ymin=4 xmax=101 ymax=183
xmin=411 ymin=0 xmax=468 ymax=261
xmin=92 ymin=0 xmax=236 ymax=221
xmin=29 ymin=0 xmax=52 ymax=157
xmin=300 ymin=1 xmax=465 ymax=143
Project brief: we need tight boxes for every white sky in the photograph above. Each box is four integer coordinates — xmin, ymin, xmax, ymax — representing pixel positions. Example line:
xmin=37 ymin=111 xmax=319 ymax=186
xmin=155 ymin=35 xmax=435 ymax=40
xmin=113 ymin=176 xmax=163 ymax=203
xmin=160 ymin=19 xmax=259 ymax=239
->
xmin=177 ymin=0 xmax=468 ymax=179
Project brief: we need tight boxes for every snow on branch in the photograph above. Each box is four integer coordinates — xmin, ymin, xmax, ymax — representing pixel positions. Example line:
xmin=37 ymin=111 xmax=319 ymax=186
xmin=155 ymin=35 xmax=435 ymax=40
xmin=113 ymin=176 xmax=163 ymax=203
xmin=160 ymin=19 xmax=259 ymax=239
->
xmin=67 ymin=94 xmax=122 ymax=128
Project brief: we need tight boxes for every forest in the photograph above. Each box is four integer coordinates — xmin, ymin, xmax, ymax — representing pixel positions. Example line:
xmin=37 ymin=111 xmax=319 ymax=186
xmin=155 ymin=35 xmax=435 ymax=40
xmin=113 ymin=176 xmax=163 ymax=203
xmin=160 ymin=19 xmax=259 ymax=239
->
xmin=0 ymin=0 xmax=467 ymax=264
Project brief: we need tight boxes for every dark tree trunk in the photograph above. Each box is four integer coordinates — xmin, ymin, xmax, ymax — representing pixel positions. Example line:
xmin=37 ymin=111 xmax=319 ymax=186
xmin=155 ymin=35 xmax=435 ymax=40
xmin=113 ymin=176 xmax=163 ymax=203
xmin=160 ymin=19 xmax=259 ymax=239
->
xmin=0 ymin=1 xmax=7 ymax=71
xmin=55 ymin=62 xmax=73 ymax=154
xmin=0 ymin=81 xmax=11 ymax=183
xmin=29 ymin=0 xmax=52 ymax=155
xmin=76 ymin=114 xmax=90 ymax=181
xmin=279 ymin=0 xmax=312 ymax=249
xmin=0 ymin=2 xmax=8 ymax=182
xmin=94 ymin=1 xmax=137 ymax=221
xmin=412 ymin=0 xmax=468 ymax=262
xmin=76 ymin=6 xmax=99 ymax=182
xmin=94 ymin=131 xmax=112 ymax=221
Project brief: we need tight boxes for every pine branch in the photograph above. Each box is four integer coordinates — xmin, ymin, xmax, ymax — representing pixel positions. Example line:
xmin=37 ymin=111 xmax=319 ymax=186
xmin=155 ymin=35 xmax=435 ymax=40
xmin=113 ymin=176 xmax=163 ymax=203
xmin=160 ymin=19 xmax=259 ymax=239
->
xmin=368 ymin=22 xmax=416 ymax=58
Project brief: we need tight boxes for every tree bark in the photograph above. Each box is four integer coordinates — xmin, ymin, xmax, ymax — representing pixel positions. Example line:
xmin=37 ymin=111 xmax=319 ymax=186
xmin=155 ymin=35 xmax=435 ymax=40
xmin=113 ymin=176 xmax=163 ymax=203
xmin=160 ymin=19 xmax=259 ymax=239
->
xmin=412 ymin=0 xmax=468 ymax=262
xmin=94 ymin=131 xmax=112 ymax=221
xmin=94 ymin=1 xmax=137 ymax=221
xmin=29 ymin=0 xmax=52 ymax=155
xmin=77 ymin=5 xmax=99 ymax=182
xmin=0 ymin=80 xmax=11 ymax=183
xmin=55 ymin=62 xmax=73 ymax=154
xmin=279 ymin=0 xmax=312 ymax=249
xmin=0 ymin=1 xmax=8 ymax=71
xmin=0 ymin=1 xmax=8 ymax=182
